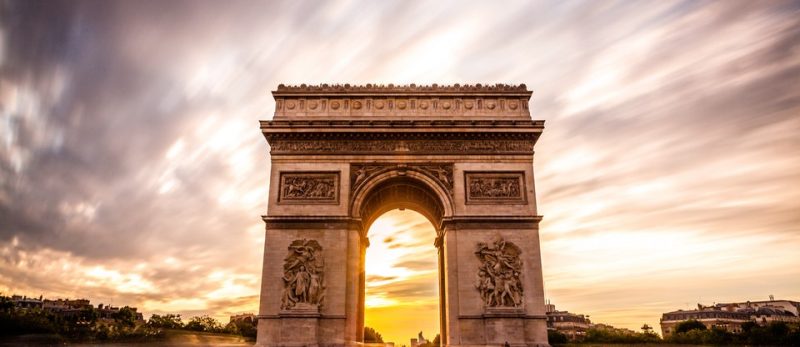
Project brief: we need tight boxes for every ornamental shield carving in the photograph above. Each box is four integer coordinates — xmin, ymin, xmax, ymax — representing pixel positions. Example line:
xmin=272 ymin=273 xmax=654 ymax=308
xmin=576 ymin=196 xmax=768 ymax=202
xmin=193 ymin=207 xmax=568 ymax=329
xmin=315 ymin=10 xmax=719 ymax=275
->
xmin=475 ymin=236 xmax=523 ymax=308
xmin=281 ymin=239 xmax=325 ymax=310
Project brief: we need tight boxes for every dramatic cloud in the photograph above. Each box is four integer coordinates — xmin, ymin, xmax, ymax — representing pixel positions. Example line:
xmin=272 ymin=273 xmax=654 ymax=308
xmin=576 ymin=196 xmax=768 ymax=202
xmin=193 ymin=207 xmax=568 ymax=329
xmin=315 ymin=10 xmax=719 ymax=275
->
xmin=1 ymin=0 xmax=798 ymax=341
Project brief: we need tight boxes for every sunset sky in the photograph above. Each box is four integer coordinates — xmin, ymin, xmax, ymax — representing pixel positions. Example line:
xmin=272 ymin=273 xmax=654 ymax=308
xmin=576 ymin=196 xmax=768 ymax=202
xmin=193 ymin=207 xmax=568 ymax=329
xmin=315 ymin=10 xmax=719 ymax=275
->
xmin=1 ymin=0 xmax=799 ymax=344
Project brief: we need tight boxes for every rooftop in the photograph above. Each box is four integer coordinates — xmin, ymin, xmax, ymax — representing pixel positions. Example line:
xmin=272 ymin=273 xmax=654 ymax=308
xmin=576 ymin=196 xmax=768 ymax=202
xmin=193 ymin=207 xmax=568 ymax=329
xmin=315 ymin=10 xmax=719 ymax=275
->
xmin=274 ymin=83 xmax=530 ymax=96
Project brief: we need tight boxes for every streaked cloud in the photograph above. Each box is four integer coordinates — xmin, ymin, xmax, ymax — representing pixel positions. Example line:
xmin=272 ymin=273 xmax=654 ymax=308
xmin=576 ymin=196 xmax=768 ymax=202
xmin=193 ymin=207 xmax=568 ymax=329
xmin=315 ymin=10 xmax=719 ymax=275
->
xmin=365 ymin=210 xmax=439 ymax=343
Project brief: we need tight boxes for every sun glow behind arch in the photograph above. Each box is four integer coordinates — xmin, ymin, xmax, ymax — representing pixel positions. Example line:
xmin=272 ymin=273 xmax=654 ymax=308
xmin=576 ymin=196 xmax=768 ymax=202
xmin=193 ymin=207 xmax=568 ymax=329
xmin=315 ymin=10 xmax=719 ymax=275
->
xmin=364 ymin=209 xmax=440 ymax=344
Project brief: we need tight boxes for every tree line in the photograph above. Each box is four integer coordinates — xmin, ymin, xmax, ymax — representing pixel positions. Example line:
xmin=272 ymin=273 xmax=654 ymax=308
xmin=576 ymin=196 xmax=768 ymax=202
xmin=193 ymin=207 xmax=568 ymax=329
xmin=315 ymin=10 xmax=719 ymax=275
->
xmin=0 ymin=295 xmax=255 ymax=342
xmin=547 ymin=320 xmax=800 ymax=345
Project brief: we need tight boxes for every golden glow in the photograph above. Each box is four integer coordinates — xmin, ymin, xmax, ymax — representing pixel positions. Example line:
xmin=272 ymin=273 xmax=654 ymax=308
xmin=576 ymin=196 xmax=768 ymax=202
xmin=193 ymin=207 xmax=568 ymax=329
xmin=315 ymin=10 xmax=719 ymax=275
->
xmin=2 ymin=1 xmax=799 ymax=338
xmin=365 ymin=210 xmax=440 ymax=344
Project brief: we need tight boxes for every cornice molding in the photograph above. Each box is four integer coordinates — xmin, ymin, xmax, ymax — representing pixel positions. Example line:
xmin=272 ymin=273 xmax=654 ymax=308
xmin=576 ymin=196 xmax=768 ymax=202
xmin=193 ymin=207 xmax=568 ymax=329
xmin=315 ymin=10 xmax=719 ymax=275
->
xmin=261 ymin=119 xmax=544 ymax=129
xmin=273 ymin=83 xmax=530 ymax=96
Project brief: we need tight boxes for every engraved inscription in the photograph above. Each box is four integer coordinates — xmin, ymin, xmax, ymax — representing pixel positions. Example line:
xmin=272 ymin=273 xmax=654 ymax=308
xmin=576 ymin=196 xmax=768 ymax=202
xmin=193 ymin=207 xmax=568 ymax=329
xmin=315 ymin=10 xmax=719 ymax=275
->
xmin=282 ymin=239 xmax=325 ymax=310
xmin=476 ymin=236 xmax=523 ymax=308
xmin=279 ymin=172 xmax=339 ymax=204
xmin=465 ymin=172 xmax=526 ymax=204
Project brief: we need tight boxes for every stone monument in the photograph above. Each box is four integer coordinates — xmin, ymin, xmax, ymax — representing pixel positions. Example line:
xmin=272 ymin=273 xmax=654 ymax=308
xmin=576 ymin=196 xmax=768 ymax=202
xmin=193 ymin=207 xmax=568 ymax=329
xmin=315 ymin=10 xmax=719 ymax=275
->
xmin=256 ymin=84 xmax=549 ymax=346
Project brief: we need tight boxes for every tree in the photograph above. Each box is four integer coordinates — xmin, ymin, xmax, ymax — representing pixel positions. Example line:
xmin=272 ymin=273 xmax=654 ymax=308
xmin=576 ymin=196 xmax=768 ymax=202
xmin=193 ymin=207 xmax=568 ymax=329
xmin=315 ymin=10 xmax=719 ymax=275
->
xmin=113 ymin=306 xmax=138 ymax=327
xmin=741 ymin=321 xmax=793 ymax=345
xmin=432 ymin=334 xmax=440 ymax=346
xmin=148 ymin=313 xmax=184 ymax=329
xmin=225 ymin=319 xmax=257 ymax=338
xmin=675 ymin=319 xmax=707 ymax=333
xmin=547 ymin=330 xmax=568 ymax=344
xmin=363 ymin=326 xmax=384 ymax=343
xmin=703 ymin=326 xmax=733 ymax=345
xmin=185 ymin=315 xmax=223 ymax=333
xmin=0 ymin=296 xmax=14 ymax=313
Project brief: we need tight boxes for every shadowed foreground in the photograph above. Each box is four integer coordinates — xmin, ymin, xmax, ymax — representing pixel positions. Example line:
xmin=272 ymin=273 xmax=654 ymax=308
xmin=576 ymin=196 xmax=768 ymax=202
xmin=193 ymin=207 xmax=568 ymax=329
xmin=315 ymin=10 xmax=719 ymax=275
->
xmin=0 ymin=330 xmax=253 ymax=347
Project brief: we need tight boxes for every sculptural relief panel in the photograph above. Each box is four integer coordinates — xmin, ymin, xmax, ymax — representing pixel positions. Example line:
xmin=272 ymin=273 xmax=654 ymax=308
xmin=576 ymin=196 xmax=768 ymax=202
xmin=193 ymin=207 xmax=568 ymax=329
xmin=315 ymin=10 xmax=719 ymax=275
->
xmin=465 ymin=171 xmax=526 ymax=204
xmin=475 ymin=236 xmax=524 ymax=308
xmin=278 ymin=172 xmax=340 ymax=204
xmin=281 ymin=239 xmax=325 ymax=311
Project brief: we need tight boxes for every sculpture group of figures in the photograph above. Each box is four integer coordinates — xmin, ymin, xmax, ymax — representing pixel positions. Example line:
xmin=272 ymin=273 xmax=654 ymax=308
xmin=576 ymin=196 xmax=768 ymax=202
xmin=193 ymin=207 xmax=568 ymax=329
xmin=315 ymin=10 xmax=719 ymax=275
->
xmin=469 ymin=177 xmax=521 ymax=198
xmin=475 ymin=236 xmax=524 ymax=308
xmin=282 ymin=176 xmax=336 ymax=199
xmin=281 ymin=239 xmax=325 ymax=310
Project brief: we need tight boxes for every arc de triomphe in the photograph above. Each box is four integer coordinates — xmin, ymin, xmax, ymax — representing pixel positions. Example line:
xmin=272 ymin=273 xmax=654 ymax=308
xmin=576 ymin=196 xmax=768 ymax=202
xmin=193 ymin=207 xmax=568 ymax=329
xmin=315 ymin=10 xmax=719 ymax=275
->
xmin=256 ymin=84 xmax=549 ymax=347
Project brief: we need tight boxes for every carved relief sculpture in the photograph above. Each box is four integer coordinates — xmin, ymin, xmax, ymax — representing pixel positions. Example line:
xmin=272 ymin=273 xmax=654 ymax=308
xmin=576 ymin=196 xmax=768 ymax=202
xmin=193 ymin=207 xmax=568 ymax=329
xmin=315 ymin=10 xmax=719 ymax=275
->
xmin=475 ymin=236 xmax=524 ymax=308
xmin=281 ymin=239 xmax=325 ymax=310
xmin=279 ymin=172 xmax=339 ymax=204
xmin=350 ymin=163 xmax=454 ymax=196
xmin=415 ymin=164 xmax=454 ymax=194
xmin=351 ymin=164 xmax=387 ymax=188
xmin=465 ymin=171 xmax=526 ymax=204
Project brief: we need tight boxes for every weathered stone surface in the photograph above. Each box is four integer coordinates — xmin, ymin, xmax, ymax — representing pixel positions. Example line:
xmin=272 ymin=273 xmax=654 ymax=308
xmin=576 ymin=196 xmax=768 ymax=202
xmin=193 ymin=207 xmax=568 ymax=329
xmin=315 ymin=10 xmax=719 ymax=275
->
xmin=256 ymin=84 xmax=549 ymax=347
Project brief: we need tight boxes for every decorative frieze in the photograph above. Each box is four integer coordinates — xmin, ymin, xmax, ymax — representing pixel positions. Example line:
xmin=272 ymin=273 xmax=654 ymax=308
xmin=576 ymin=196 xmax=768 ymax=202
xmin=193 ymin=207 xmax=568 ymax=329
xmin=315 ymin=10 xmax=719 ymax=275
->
xmin=272 ymin=84 xmax=532 ymax=119
xmin=465 ymin=171 xmax=526 ymax=204
xmin=271 ymin=140 xmax=535 ymax=155
xmin=274 ymin=98 xmax=529 ymax=118
xmin=475 ymin=236 xmax=524 ymax=308
xmin=350 ymin=163 xmax=454 ymax=196
xmin=281 ymin=239 xmax=325 ymax=310
xmin=278 ymin=172 xmax=339 ymax=204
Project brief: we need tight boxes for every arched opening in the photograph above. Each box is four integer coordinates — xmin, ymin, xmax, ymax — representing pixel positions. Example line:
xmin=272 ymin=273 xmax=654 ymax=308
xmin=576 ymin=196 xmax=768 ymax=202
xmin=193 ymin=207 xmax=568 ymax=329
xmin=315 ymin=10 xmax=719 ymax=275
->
xmin=352 ymin=173 xmax=452 ymax=346
xmin=364 ymin=209 xmax=440 ymax=345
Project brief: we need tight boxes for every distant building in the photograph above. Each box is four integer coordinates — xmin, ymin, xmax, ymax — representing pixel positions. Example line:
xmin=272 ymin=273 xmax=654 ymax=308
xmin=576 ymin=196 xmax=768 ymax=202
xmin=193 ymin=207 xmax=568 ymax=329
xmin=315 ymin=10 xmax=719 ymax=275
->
xmin=40 ymin=298 xmax=93 ymax=320
xmin=545 ymin=301 xmax=592 ymax=340
xmin=96 ymin=303 xmax=145 ymax=321
xmin=660 ymin=298 xmax=800 ymax=336
xmin=230 ymin=313 xmax=257 ymax=325
xmin=715 ymin=300 xmax=800 ymax=325
xmin=8 ymin=294 xmax=142 ymax=321
xmin=10 ymin=295 xmax=43 ymax=309
xmin=545 ymin=301 xmax=638 ymax=340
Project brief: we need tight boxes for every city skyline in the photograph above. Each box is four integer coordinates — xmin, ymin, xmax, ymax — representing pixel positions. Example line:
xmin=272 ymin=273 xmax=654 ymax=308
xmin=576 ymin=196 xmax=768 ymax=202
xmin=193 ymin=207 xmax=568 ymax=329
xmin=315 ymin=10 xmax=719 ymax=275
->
xmin=1 ymin=0 xmax=798 ymax=344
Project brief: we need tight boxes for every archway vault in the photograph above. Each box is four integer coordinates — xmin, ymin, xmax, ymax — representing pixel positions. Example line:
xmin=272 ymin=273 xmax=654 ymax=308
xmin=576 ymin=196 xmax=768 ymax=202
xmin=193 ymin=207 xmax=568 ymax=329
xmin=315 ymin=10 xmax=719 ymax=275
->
xmin=256 ymin=84 xmax=550 ymax=347
xmin=351 ymin=166 xmax=454 ymax=233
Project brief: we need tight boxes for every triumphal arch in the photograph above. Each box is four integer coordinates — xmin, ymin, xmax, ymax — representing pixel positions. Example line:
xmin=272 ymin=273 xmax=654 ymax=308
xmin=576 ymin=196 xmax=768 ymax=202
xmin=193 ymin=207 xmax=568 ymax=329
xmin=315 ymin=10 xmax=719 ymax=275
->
xmin=256 ymin=84 xmax=549 ymax=347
